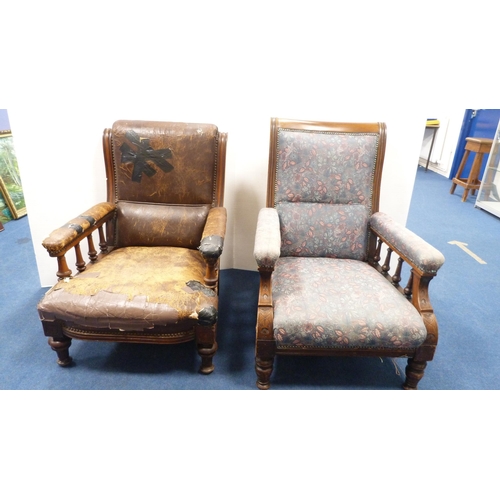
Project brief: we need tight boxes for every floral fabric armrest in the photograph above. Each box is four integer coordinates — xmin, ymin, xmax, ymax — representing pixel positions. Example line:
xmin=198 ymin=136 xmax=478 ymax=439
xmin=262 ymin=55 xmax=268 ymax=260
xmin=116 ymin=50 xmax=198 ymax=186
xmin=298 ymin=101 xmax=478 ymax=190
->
xmin=369 ymin=212 xmax=445 ymax=275
xmin=42 ymin=202 xmax=116 ymax=256
xmin=254 ymin=208 xmax=281 ymax=270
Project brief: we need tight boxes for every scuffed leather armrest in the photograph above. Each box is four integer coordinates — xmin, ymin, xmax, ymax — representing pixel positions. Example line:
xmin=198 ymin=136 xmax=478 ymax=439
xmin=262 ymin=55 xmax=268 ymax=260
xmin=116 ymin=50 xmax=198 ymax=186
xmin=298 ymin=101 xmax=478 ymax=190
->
xmin=42 ymin=202 xmax=116 ymax=256
xmin=199 ymin=207 xmax=227 ymax=260
xmin=369 ymin=212 xmax=445 ymax=275
xmin=254 ymin=208 xmax=281 ymax=269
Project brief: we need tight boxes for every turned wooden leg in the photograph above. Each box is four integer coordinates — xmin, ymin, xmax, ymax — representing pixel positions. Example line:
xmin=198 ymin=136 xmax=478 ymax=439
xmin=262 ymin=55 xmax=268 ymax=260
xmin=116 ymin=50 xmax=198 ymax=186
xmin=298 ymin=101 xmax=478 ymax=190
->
xmin=403 ymin=358 xmax=427 ymax=390
xmin=48 ymin=337 xmax=73 ymax=367
xmin=197 ymin=342 xmax=217 ymax=374
xmin=41 ymin=320 xmax=73 ymax=366
xmin=255 ymin=355 xmax=275 ymax=390
xmin=195 ymin=324 xmax=217 ymax=374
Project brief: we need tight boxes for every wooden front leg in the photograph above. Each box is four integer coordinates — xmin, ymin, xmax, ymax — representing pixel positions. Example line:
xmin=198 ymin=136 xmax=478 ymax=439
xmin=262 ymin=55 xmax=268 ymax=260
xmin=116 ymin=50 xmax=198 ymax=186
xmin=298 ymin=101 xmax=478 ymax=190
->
xmin=255 ymin=348 xmax=275 ymax=390
xmin=255 ymin=268 xmax=276 ymax=389
xmin=42 ymin=320 xmax=73 ymax=367
xmin=48 ymin=337 xmax=73 ymax=367
xmin=196 ymin=325 xmax=217 ymax=374
xmin=403 ymin=358 xmax=427 ymax=390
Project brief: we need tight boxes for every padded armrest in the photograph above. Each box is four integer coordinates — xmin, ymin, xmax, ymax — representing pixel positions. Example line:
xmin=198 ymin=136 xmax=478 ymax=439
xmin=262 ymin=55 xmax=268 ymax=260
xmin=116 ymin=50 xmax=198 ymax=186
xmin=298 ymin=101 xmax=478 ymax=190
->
xmin=42 ymin=202 xmax=116 ymax=256
xmin=199 ymin=207 xmax=227 ymax=260
xmin=369 ymin=212 xmax=445 ymax=275
xmin=254 ymin=208 xmax=281 ymax=269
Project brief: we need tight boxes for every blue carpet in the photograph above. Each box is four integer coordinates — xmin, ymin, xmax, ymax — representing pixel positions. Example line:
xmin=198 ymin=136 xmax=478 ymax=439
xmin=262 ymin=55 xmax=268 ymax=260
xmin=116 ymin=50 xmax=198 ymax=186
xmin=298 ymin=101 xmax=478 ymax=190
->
xmin=1 ymin=167 xmax=499 ymax=389
xmin=399 ymin=166 xmax=500 ymax=389
xmin=0 ymin=247 xmax=405 ymax=390
xmin=1 ymin=166 xmax=498 ymax=500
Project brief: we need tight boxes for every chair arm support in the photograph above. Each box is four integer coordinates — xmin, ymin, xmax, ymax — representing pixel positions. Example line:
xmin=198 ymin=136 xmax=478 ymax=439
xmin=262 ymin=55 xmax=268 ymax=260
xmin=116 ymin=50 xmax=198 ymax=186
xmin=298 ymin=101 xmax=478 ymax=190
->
xmin=254 ymin=208 xmax=281 ymax=270
xmin=254 ymin=209 xmax=279 ymax=348
xmin=199 ymin=207 xmax=227 ymax=260
xmin=369 ymin=212 xmax=445 ymax=275
xmin=42 ymin=202 xmax=116 ymax=257
xmin=253 ymin=208 xmax=280 ymax=332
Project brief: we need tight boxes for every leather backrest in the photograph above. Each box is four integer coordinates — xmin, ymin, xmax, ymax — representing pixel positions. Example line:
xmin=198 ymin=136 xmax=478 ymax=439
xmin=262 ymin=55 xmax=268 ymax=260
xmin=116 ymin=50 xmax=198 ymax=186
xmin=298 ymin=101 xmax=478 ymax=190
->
xmin=268 ymin=119 xmax=386 ymax=260
xmin=104 ymin=120 xmax=224 ymax=248
xmin=114 ymin=201 xmax=210 ymax=248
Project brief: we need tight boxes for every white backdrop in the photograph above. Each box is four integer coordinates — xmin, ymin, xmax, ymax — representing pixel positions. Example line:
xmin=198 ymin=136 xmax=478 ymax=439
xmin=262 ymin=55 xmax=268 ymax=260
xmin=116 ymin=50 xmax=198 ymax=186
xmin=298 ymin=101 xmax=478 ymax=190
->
xmin=3 ymin=1 xmax=496 ymax=287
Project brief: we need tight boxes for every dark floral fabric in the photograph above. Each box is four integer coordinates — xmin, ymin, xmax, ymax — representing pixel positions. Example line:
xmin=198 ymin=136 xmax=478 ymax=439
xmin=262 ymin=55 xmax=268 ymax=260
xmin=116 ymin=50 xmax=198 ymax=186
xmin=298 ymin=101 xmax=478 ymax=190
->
xmin=275 ymin=129 xmax=379 ymax=205
xmin=370 ymin=212 xmax=445 ymax=274
xmin=277 ymin=202 xmax=369 ymax=259
xmin=274 ymin=129 xmax=379 ymax=259
xmin=272 ymin=257 xmax=427 ymax=349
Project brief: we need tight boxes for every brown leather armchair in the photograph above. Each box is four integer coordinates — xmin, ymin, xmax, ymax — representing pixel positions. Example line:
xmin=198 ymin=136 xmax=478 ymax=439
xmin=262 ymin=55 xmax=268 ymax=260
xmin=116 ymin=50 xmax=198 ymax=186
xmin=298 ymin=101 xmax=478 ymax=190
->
xmin=38 ymin=120 xmax=227 ymax=374
xmin=254 ymin=118 xmax=445 ymax=389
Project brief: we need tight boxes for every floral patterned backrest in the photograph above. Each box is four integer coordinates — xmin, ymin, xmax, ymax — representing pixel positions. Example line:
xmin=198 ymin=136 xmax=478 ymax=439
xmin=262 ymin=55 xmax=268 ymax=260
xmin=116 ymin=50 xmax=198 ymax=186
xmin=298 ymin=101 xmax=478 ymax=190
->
xmin=272 ymin=122 xmax=383 ymax=260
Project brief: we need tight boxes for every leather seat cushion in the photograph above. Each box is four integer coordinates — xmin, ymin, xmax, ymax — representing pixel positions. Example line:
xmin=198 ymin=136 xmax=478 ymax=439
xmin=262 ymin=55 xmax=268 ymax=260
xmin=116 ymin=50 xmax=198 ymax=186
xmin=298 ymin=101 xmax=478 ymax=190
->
xmin=38 ymin=246 xmax=217 ymax=331
xmin=272 ymin=257 xmax=427 ymax=350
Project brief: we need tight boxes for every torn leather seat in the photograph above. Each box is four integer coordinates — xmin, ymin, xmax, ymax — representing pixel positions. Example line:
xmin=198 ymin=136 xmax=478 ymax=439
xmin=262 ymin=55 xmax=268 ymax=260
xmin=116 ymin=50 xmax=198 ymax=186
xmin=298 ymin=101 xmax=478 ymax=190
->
xmin=37 ymin=120 xmax=227 ymax=374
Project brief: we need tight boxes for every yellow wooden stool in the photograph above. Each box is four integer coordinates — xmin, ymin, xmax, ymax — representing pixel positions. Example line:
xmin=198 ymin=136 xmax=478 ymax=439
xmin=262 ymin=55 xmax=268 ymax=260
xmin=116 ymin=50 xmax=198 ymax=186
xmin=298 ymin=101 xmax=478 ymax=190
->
xmin=450 ymin=137 xmax=493 ymax=202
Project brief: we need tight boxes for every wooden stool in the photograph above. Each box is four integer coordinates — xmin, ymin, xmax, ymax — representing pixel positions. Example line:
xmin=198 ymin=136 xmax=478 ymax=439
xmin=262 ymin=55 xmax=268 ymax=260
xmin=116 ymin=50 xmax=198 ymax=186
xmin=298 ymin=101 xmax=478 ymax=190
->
xmin=450 ymin=137 xmax=493 ymax=202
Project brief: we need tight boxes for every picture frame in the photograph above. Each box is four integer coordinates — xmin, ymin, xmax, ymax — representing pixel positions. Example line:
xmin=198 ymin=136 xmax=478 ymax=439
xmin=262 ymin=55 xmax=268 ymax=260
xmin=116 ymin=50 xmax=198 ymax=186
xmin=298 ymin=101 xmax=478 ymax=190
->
xmin=0 ymin=130 xmax=26 ymax=221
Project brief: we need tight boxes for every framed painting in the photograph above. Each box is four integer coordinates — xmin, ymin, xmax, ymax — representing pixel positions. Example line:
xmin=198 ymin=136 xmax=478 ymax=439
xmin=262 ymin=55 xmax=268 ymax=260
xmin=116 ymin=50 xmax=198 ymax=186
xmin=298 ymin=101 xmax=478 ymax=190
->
xmin=0 ymin=130 xmax=26 ymax=220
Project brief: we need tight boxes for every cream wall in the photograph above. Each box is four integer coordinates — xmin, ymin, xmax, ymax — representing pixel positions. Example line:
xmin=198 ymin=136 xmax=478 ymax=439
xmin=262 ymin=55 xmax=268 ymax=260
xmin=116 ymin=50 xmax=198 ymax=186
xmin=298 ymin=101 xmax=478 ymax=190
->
xmin=3 ymin=2 xmax=495 ymax=288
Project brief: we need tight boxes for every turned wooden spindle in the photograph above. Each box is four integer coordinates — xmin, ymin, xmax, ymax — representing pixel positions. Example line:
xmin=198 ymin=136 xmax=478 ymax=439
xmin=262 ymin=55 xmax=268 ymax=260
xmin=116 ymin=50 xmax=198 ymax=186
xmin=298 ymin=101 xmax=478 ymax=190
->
xmin=392 ymin=257 xmax=404 ymax=286
xmin=87 ymin=234 xmax=97 ymax=262
xmin=382 ymin=247 xmax=392 ymax=274
xmin=98 ymin=226 xmax=108 ymax=253
xmin=404 ymin=272 xmax=413 ymax=299
xmin=203 ymin=257 xmax=219 ymax=290
xmin=74 ymin=243 xmax=86 ymax=273
xmin=374 ymin=238 xmax=383 ymax=264
xmin=56 ymin=255 xmax=72 ymax=280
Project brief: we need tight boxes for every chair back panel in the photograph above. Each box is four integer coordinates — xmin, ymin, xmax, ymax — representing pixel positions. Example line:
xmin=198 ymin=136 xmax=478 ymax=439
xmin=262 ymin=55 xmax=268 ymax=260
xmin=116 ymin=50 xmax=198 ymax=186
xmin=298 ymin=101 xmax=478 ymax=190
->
xmin=103 ymin=120 xmax=225 ymax=248
xmin=268 ymin=119 xmax=386 ymax=260
xmin=109 ymin=120 xmax=219 ymax=205
xmin=275 ymin=129 xmax=379 ymax=206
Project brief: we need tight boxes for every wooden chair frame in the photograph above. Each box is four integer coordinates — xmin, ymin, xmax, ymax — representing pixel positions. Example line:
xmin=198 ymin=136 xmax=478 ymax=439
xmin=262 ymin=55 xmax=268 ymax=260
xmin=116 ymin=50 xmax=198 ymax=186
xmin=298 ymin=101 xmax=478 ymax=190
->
xmin=39 ymin=122 xmax=227 ymax=374
xmin=255 ymin=118 xmax=442 ymax=389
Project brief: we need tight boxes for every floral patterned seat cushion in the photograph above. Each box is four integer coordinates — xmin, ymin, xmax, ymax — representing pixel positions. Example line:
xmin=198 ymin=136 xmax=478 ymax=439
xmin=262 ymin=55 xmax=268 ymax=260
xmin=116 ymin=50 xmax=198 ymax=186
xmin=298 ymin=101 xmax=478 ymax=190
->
xmin=272 ymin=257 xmax=427 ymax=350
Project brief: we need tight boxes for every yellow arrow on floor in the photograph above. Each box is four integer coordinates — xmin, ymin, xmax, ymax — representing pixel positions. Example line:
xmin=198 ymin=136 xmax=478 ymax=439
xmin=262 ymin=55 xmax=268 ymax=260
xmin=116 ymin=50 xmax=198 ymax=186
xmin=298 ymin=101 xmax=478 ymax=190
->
xmin=448 ymin=241 xmax=487 ymax=264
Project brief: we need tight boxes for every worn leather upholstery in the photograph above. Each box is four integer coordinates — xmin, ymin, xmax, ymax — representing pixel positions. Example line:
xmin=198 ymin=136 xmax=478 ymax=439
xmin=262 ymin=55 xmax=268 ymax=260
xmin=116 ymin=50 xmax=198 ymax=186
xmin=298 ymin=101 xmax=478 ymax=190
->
xmin=114 ymin=202 xmax=210 ymax=248
xmin=108 ymin=120 xmax=220 ymax=248
xmin=37 ymin=120 xmax=227 ymax=375
xmin=111 ymin=120 xmax=218 ymax=205
xmin=38 ymin=246 xmax=217 ymax=330
xmin=42 ymin=202 xmax=115 ymax=256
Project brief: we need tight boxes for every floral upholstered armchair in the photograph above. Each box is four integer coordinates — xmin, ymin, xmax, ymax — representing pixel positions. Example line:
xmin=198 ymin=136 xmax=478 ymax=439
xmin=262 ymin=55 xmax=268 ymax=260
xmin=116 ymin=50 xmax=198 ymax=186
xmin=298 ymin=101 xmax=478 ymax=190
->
xmin=253 ymin=118 xmax=445 ymax=389
xmin=37 ymin=120 xmax=227 ymax=375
